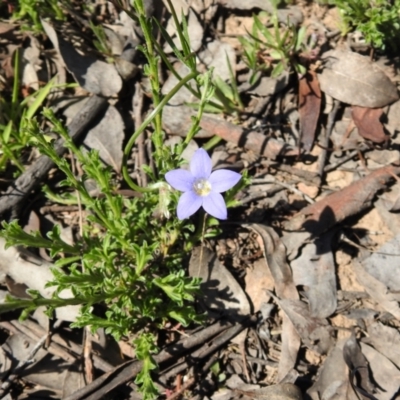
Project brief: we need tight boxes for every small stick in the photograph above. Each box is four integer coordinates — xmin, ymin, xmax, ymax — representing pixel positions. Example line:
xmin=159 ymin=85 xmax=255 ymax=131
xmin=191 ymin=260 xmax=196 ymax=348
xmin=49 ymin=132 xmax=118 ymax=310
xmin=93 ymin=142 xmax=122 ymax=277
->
xmin=0 ymin=334 xmax=48 ymax=397
xmin=197 ymin=213 xmax=208 ymax=278
xmin=133 ymin=82 xmax=147 ymax=187
xmin=317 ymin=99 xmax=340 ymax=180
xmin=64 ymin=316 xmax=257 ymax=400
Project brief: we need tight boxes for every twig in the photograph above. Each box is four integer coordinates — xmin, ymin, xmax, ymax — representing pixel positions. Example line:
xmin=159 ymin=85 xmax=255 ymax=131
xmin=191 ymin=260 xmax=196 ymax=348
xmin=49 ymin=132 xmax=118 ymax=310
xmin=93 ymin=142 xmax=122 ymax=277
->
xmin=228 ymin=352 xmax=278 ymax=367
xmin=324 ymin=143 xmax=370 ymax=173
xmin=167 ymin=376 xmax=195 ymax=400
xmin=133 ymin=82 xmax=147 ymax=186
xmin=252 ymin=177 xmax=314 ymax=204
xmin=83 ymin=327 xmax=94 ymax=384
xmin=0 ymin=95 xmax=108 ymax=218
xmin=0 ymin=333 xmax=48 ymax=397
xmin=167 ymin=354 xmax=218 ymax=400
xmin=0 ymin=319 xmax=113 ymax=372
xmin=64 ymin=315 xmax=257 ymax=400
xmin=316 ymin=99 xmax=340 ymax=180
xmin=246 ymin=96 xmax=272 ymax=128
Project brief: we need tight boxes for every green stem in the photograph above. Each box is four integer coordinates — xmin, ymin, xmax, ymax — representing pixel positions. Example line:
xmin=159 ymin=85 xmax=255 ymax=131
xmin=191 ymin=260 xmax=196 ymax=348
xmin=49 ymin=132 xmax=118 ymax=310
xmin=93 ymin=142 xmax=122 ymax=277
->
xmin=203 ymin=135 xmax=222 ymax=151
xmin=122 ymin=71 xmax=198 ymax=192
xmin=185 ymin=209 xmax=207 ymax=251
xmin=0 ymin=295 xmax=88 ymax=315
xmin=0 ymin=288 xmax=132 ymax=315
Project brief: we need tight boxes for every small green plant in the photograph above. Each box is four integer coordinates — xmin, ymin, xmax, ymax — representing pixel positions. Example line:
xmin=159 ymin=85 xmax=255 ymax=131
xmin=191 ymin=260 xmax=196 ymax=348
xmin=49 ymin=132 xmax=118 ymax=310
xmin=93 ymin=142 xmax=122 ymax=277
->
xmin=0 ymin=52 xmax=69 ymax=173
xmin=211 ymin=55 xmax=244 ymax=115
xmin=0 ymin=0 xmax=248 ymax=398
xmin=330 ymin=0 xmax=400 ymax=50
xmin=239 ymin=11 xmax=307 ymax=83
xmin=89 ymin=21 xmax=114 ymax=61
xmin=11 ymin=0 xmax=66 ymax=32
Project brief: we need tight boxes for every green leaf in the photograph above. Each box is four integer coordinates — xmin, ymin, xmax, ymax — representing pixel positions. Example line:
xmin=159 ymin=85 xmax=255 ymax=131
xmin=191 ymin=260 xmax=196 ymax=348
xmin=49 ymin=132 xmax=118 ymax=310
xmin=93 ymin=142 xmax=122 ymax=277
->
xmin=24 ymin=78 xmax=56 ymax=121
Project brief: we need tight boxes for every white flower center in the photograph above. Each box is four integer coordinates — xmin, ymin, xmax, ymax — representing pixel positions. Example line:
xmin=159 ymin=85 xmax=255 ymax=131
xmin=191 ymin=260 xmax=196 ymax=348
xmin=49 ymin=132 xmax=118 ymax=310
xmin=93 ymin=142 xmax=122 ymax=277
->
xmin=193 ymin=178 xmax=212 ymax=196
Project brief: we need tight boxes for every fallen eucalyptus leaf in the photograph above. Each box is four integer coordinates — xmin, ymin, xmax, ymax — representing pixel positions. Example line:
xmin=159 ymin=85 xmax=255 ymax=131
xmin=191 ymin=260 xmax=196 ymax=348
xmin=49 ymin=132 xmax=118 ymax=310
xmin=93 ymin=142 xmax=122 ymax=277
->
xmin=318 ymin=50 xmax=398 ymax=108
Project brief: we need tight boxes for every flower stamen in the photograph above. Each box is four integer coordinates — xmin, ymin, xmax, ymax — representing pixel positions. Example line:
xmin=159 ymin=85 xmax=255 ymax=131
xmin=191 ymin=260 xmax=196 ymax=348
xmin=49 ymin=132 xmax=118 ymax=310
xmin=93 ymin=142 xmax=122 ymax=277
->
xmin=193 ymin=178 xmax=212 ymax=196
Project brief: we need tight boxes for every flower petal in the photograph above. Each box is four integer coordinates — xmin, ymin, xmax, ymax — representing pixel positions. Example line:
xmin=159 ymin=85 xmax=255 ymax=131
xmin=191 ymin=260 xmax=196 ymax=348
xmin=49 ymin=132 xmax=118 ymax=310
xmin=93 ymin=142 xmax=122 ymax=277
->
xmin=202 ymin=192 xmax=227 ymax=220
xmin=177 ymin=191 xmax=203 ymax=220
xmin=190 ymin=148 xmax=212 ymax=179
xmin=165 ymin=169 xmax=194 ymax=192
xmin=209 ymin=169 xmax=242 ymax=193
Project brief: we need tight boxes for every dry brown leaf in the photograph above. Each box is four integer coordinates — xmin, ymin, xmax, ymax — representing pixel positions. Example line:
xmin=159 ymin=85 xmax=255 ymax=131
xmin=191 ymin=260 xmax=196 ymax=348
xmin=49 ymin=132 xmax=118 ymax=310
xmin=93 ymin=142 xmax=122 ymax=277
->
xmin=283 ymin=164 xmax=400 ymax=234
xmin=290 ymin=232 xmax=337 ymax=319
xmin=245 ymin=258 xmax=274 ymax=313
xmin=244 ymin=224 xmax=298 ymax=300
xmin=361 ymin=233 xmax=400 ymax=291
xmin=366 ymin=322 xmax=400 ymax=369
xmin=343 ymin=333 xmax=377 ymax=399
xmin=318 ymin=50 xmax=398 ymax=108
xmin=273 ymin=297 xmax=332 ymax=355
xmin=307 ymin=338 xmax=358 ymax=400
xmin=242 ymin=224 xmax=300 ymax=381
xmin=351 ymin=106 xmax=388 ymax=143
xmin=0 ymin=22 xmax=16 ymax=35
xmin=352 ymin=260 xmax=400 ymax=320
xmin=188 ymin=247 xmax=250 ymax=318
xmin=360 ymin=343 xmax=400 ymax=400
xmin=299 ymin=71 xmax=321 ymax=152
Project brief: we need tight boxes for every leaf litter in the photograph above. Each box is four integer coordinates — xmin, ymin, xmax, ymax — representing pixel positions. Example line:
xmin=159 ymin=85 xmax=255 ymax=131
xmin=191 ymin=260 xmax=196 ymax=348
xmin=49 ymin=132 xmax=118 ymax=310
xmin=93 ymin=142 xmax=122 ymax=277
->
xmin=2 ymin=0 xmax=400 ymax=399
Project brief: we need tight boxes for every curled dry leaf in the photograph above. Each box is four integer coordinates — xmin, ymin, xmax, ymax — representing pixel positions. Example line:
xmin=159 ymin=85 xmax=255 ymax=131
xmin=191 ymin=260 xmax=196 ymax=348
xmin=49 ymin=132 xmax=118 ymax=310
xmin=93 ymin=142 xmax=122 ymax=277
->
xmin=318 ymin=50 xmax=399 ymax=108
xmin=343 ymin=333 xmax=377 ymax=399
xmin=188 ymin=246 xmax=250 ymax=347
xmin=290 ymin=232 xmax=337 ymax=319
xmin=242 ymin=224 xmax=300 ymax=381
xmin=271 ymin=297 xmax=332 ymax=355
xmin=307 ymin=338 xmax=359 ymax=400
xmin=188 ymin=246 xmax=250 ymax=318
xmin=244 ymin=258 xmax=274 ymax=313
xmin=299 ymin=70 xmax=321 ymax=152
xmin=360 ymin=343 xmax=400 ymax=400
xmin=351 ymin=106 xmax=388 ymax=143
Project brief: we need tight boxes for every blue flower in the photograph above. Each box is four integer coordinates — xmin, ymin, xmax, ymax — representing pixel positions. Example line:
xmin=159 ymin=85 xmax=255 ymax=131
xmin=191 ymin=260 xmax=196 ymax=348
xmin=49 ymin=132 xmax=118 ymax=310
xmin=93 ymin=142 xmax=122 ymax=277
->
xmin=165 ymin=148 xmax=242 ymax=220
